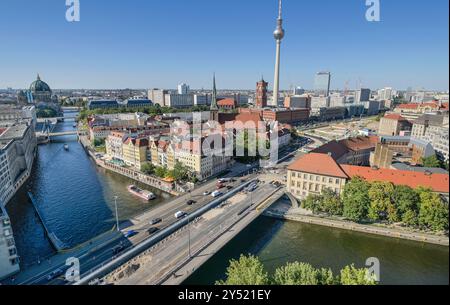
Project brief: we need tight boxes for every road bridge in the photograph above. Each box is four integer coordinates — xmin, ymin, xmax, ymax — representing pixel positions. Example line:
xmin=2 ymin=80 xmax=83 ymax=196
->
xmin=75 ymin=176 xmax=298 ymax=285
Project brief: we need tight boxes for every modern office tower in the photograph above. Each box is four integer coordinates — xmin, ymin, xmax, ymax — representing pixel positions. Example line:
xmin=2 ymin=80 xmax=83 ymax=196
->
xmin=255 ymin=77 xmax=269 ymax=108
xmin=356 ymin=88 xmax=371 ymax=102
xmin=164 ymin=93 xmax=194 ymax=108
xmin=177 ymin=83 xmax=190 ymax=95
xmin=314 ymin=72 xmax=331 ymax=96
xmin=272 ymin=0 xmax=285 ymax=106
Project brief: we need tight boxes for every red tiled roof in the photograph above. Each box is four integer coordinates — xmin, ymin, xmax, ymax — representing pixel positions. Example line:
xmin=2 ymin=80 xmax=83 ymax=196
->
xmin=217 ymin=98 xmax=237 ymax=107
xmin=341 ymin=165 xmax=450 ymax=193
xmin=312 ymin=141 xmax=349 ymax=160
xmin=384 ymin=114 xmax=407 ymax=121
xmin=288 ymin=153 xmax=348 ymax=178
xmin=235 ymin=113 xmax=264 ymax=128
xmin=397 ymin=104 xmax=419 ymax=110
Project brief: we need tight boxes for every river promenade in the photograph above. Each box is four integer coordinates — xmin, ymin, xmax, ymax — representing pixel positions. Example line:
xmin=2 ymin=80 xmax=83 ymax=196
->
xmin=79 ymin=135 xmax=180 ymax=196
xmin=264 ymin=201 xmax=449 ymax=246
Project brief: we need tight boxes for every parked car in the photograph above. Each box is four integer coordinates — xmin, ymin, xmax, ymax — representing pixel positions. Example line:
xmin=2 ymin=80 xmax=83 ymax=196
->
xmin=226 ymin=185 xmax=233 ymax=190
xmin=211 ymin=191 xmax=223 ymax=198
xmin=147 ymin=227 xmax=159 ymax=235
xmin=123 ymin=230 xmax=138 ymax=238
xmin=186 ymin=200 xmax=196 ymax=205
xmin=203 ymin=191 xmax=211 ymax=196
xmin=150 ymin=218 xmax=162 ymax=225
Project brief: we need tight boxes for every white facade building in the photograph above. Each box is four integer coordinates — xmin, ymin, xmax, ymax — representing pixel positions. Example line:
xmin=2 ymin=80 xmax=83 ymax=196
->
xmin=0 ymin=207 xmax=19 ymax=280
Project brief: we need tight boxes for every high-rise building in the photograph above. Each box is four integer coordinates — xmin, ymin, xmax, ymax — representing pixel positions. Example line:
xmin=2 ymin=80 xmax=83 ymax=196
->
xmin=314 ymin=72 xmax=331 ymax=96
xmin=255 ymin=77 xmax=268 ymax=108
xmin=272 ymin=0 xmax=285 ymax=106
xmin=355 ymin=88 xmax=371 ymax=102
xmin=177 ymin=83 xmax=190 ymax=95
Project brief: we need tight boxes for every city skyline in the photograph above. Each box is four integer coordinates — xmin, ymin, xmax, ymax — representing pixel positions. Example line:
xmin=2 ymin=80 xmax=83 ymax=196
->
xmin=0 ymin=0 xmax=449 ymax=90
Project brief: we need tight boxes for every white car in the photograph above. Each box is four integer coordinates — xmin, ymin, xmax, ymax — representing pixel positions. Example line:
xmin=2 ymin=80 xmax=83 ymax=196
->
xmin=203 ymin=191 xmax=211 ymax=196
xmin=174 ymin=211 xmax=187 ymax=219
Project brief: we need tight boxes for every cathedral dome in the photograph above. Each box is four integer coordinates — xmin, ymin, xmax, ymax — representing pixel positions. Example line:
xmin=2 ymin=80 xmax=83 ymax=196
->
xmin=30 ymin=74 xmax=51 ymax=93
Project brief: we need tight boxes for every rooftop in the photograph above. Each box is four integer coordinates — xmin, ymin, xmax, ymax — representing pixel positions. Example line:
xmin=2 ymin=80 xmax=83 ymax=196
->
xmin=391 ymin=163 xmax=449 ymax=175
xmin=287 ymin=153 xmax=348 ymax=178
xmin=383 ymin=113 xmax=408 ymax=121
xmin=341 ymin=164 xmax=449 ymax=193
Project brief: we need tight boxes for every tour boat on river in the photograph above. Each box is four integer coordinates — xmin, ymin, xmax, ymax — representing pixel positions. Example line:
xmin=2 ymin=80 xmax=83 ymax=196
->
xmin=127 ymin=185 xmax=156 ymax=201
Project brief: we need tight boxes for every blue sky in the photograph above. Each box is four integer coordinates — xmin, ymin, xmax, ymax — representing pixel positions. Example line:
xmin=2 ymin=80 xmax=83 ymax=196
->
xmin=0 ymin=0 xmax=448 ymax=90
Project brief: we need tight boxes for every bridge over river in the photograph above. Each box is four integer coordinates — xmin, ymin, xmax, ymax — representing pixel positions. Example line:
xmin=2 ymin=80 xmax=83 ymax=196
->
xmin=74 ymin=175 xmax=297 ymax=285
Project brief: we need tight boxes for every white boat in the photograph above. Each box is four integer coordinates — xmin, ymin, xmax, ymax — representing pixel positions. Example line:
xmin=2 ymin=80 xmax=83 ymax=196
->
xmin=127 ymin=185 xmax=156 ymax=201
xmin=64 ymin=144 xmax=69 ymax=151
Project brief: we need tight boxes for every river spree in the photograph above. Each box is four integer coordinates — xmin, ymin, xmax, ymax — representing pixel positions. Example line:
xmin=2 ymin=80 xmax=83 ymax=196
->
xmin=184 ymin=201 xmax=449 ymax=285
xmin=6 ymin=111 xmax=172 ymax=268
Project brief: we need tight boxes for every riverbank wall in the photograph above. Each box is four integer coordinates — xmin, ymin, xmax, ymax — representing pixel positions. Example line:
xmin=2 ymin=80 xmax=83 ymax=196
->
xmin=79 ymin=135 xmax=179 ymax=196
xmin=264 ymin=209 xmax=449 ymax=246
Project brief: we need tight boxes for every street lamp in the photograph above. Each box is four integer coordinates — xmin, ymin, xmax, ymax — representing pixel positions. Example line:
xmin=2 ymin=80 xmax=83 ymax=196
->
xmin=114 ymin=196 xmax=120 ymax=232
xmin=187 ymin=216 xmax=192 ymax=258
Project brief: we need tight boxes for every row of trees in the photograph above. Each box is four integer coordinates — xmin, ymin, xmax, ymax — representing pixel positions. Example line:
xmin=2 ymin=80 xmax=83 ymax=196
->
xmin=302 ymin=178 xmax=449 ymax=232
xmin=217 ymin=255 xmax=377 ymax=285
xmin=141 ymin=161 xmax=197 ymax=183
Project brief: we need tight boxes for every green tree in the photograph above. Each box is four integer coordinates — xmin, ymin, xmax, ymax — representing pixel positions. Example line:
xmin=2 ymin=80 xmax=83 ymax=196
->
xmin=421 ymin=155 xmax=442 ymax=168
xmin=393 ymin=185 xmax=420 ymax=216
xmin=418 ymin=189 xmax=449 ymax=231
xmin=273 ymin=262 xmax=336 ymax=285
xmin=342 ymin=177 xmax=370 ymax=222
xmin=368 ymin=181 xmax=397 ymax=222
xmin=321 ymin=188 xmax=344 ymax=216
xmin=339 ymin=265 xmax=377 ymax=285
xmin=169 ymin=161 xmax=190 ymax=182
xmin=155 ymin=166 xmax=168 ymax=179
xmin=216 ymin=255 xmax=269 ymax=285
xmin=141 ymin=163 xmax=155 ymax=175
xmin=302 ymin=194 xmax=323 ymax=214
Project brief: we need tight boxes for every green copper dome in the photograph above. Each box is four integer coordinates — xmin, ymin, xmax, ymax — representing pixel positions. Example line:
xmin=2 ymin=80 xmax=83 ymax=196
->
xmin=30 ymin=74 xmax=51 ymax=92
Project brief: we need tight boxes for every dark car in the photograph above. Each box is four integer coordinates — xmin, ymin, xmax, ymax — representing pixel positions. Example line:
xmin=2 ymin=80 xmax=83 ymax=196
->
xmin=112 ymin=245 xmax=125 ymax=255
xmin=186 ymin=200 xmax=196 ymax=205
xmin=226 ymin=185 xmax=233 ymax=190
xmin=147 ymin=227 xmax=159 ymax=235
xmin=123 ymin=230 xmax=138 ymax=238
xmin=150 ymin=218 xmax=162 ymax=225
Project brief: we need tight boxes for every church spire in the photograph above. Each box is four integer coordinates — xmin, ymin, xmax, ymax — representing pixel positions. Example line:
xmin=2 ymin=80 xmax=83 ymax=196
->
xmin=37 ymin=73 xmax=41 ymax=81
xmin=210 ymin=73 xmax=218 ymax=111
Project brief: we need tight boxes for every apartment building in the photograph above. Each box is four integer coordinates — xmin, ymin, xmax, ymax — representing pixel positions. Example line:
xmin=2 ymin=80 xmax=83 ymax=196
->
xmin=0 ymin=207 xmax=19 ymax=280
xmin=0 ymin=122 xmax=37 ymax=207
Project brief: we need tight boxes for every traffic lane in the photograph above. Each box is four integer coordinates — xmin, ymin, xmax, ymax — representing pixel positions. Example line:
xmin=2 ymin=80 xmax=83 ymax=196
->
xmin=118 ymin=183 xmax=273 ymax=284
xmin=126 ymin=174 xmax=258 ymax=245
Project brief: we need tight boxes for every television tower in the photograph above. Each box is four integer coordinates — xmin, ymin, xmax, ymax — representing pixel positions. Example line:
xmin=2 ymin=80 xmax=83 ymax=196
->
xmin=272 ymin=0 xmax=285 ymax=106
